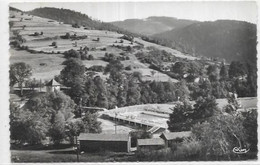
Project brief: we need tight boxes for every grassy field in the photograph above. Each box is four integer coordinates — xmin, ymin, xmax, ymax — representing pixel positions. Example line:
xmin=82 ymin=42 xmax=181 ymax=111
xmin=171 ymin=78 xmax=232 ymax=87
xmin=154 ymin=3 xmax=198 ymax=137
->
xmin=11 ymin=146 xmax=134 ymax=162
xmin=9 ymin=49 xmax=65 ymax=80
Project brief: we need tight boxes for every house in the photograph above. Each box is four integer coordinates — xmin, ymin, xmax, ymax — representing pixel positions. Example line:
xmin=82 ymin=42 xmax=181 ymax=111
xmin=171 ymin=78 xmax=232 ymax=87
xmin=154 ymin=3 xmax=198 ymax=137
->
xmin=159 ymin=131 xmax=191 ymax=148
xmin=137 ymin=138 xmax=165 ymax=150
xmin=45 ymin=79 xmax=61 ymax=92
xmin=78 ymin=133 xmax=131 ymax=152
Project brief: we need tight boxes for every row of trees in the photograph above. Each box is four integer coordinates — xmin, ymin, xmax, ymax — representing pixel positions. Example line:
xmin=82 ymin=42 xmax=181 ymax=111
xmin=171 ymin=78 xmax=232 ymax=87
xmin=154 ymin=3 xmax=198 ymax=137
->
xmin=57 ymin=58 xmax=191 ymax=109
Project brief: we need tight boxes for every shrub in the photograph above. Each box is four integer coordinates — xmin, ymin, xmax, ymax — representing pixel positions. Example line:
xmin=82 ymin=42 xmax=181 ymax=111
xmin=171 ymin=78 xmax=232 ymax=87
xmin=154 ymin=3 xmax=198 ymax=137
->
xmin=88 ymin=54 xmax=94 ymax=60
xmin=81 ymin=54 xmax=88 ymax=60
xmin=87 ymin=65 xmax=105 ymax=72
xmin=125 ymin=65 xmax=132 ymax=70
xmin=64 ymin=49 xmax=80 ymax=58
xmin=51 ymin=41 xmax=57 ymax=47
xmin=173 ymin=137 xmax=202 ymax=161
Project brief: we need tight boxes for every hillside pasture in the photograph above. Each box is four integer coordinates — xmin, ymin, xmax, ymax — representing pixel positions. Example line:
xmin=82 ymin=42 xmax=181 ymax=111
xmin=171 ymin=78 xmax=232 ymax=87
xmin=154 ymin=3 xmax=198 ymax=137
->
xmin=135 ymin=38 xmax=199 ymax=60
xmin=9 ymin=49 xmax=65 ymax=80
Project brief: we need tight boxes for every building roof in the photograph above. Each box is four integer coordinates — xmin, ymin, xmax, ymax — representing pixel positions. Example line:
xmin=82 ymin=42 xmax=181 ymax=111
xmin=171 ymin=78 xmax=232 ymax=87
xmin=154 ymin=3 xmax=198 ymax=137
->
xmin=46 ymin=79 xmax=61 ymax=86
xmin=137 ymin=138 xmax=165 ymax=146
xmin=78 ymin=133 xmax=129 ymax=142
xmin=160 ymin=131 xmax=191 ymax=141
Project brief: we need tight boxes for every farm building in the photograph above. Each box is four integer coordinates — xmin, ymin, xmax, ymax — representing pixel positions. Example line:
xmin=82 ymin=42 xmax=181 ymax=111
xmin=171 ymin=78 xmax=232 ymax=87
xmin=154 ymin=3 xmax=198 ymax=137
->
xmin=137 ymin=138 xmax=165 ymax=150
xmin=159 ymin=131 xmax=191 ymax=148
xmin=45 ymin=79 xmax=61 ymax=92
xmin=78 ymin=133 xmax=131 ymax=152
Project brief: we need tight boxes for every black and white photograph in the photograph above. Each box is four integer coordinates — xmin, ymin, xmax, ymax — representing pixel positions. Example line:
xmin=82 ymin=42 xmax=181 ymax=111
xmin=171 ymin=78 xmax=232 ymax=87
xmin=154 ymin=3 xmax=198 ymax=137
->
xmin=2 ymin=0 xmax=259 ymax=163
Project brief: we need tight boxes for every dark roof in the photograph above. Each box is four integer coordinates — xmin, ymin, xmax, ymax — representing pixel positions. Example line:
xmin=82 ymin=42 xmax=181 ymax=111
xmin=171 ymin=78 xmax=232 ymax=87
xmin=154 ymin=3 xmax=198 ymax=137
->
xmin=160 ymin=131 xmax=191 ymax=141
xmin=78 ymin=133 xmax=129 ymax=141
xmin=137 ymin=138 xmax=165 ymax=146
xmin=46 ymin=79 xmax=61 ymax=86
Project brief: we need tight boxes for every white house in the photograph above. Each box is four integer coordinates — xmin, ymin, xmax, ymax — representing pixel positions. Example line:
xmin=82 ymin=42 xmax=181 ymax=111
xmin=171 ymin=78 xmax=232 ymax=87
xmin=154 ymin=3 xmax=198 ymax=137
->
xmin=45 ymin=79 xmax=61 ymax=92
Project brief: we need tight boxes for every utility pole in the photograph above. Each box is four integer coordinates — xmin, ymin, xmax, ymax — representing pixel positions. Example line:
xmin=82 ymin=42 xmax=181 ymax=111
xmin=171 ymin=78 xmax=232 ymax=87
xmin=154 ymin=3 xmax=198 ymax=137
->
xmin=75 ymin=136 xmax=79 ymax=162
xmin=40 ymin=79 xmax=42 ymax=92
xmin=114 ymin=112 xmax=118 ymax=134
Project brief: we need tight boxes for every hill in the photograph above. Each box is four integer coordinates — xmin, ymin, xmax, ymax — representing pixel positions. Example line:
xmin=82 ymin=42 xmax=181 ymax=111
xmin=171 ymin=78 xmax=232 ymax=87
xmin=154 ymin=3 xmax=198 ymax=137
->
xmin=111 ymin=16 xmax=197 ymax=36
xmin=9 ymin=6 xmax=22 ymax=12
xmin=9 ymin=8 xmax=191 ymax=82
xmin=154 ymin=20 xmax=257 ymax=64
xmin=28 ymin=7 xmax=137 ymax=37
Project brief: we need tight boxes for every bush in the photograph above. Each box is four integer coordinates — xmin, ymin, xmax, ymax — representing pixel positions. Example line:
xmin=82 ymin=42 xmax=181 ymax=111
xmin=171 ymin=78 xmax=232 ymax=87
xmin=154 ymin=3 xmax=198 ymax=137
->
xmin=51 ymin=41 xmax=57 ymax=47
xmin=87 ymin=65 xmax=105 ymax=72
xmin=64 ymin=49 xmax=80 ymax=58
xmin=88 ymin=54 xmax=94 ymax=60
xmin=81 ymin=54 xmax=88 ymax=60
xmin=125 ymin=65 xmax=132 ymax=70
xmin=34 ymin=32 xmax=40 ymax=36
xmin=173 ymin=137 xmax=202 ymax=161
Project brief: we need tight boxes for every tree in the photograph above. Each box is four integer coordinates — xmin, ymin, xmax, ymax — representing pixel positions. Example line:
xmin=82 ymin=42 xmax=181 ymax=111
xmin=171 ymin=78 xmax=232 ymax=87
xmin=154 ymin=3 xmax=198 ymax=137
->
xmin=246 ymin=63 xmax=257 ymax=97
xmin=207 ymin=64 xmax=219 ymax=82
xmin=192 ymin=113 xmax=246 ymax=160
xmin=66 ymin=118 xmax=84 ymax=144
xmin=192 ymin=96 xmax=218 ymax=119
xmin=126 ymin=78 xmax=141 ymax=105
xmin=60 ymin=58 xmax=85 ymax=87
xmin=10 ymin=62 xmax=32 ymax=96
xmin=175 ymin=80 xmax=190 ymax=101
xmin=223 ymin=93 xmax=240 ymax=113
xmin=167 ymin=101 xmax=194 ymax=132
xmin=219 ymin=62 xmax=228 ymax=80
xmin=51 ymin=41 xmax=57 ymax=47
xmin=81 ymin=111 xmax=102 ymax=133
xmin=10 ymin=102 xmax=49 ymax=144
xmin=49 ymin=111 xmax=66 ymax=145
xmin=228 ymin=61 xmax=246 ymax=79
xmin=241 ymin=109 xmax=257 ymax=154
xmin=64 ymin=49 xmax=80 ymax=58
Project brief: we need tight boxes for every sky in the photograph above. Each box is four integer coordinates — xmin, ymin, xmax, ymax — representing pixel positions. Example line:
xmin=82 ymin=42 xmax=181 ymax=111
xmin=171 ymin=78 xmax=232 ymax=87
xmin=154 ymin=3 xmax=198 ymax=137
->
xmin=10 ymin=1 xmax=258 ymax=24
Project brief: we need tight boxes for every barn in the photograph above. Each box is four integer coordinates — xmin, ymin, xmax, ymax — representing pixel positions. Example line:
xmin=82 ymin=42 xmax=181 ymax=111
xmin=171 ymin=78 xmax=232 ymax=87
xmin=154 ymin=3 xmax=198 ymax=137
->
xmin=78 ymin=133 xmax=131 ymax=153
xmin=159 ymin=131 xmax=191 ymax=148
xmin=137 ymin=138 xmax=165 ymax=150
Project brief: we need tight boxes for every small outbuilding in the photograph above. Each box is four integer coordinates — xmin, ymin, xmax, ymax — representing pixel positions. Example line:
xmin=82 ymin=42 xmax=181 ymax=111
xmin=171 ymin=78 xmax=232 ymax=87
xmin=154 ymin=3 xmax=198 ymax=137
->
xmin=46 ymin=79 xmax=61 ymax=92
xmin=78 ymin=133 xmax=131 ymax=153
xmin=137 ymin=138 xmax=165 ymax=150
xmin=159 ymin=131 xmax=191 ymax=148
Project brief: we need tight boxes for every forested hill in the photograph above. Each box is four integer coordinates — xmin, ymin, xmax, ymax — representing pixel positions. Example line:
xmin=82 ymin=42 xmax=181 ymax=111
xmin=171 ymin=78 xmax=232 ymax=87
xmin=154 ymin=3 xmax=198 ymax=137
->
xmin=28 ymin=7 xmax=137 ymax=37
xmin=111 ymin=16 xmax=197 ymax=36
xmin=154 ymin=20 xmax=257 ymax=64
xmin=10 ymin=6 xmax=22 ymax=12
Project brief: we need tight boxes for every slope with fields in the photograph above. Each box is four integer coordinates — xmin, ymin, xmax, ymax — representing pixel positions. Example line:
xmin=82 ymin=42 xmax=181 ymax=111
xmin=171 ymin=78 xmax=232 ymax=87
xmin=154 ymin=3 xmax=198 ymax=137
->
xmin=10 ymin=7 xmax=195 ymax=82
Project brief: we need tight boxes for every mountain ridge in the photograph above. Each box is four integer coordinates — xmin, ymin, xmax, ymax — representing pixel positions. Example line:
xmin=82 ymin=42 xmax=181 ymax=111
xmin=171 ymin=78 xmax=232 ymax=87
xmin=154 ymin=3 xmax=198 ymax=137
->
xmin=154 ymin=20 xmax=257 ymax=64
xmin=111 ymin=16 xmax=198 ymax=36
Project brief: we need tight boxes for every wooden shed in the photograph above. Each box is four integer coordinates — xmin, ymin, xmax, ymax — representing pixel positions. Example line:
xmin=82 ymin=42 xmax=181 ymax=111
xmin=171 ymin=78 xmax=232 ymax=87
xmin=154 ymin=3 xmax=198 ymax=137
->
xmin=159 ymin=131 xmax=191 ymax=148
xmin=137 ymin=138 xmax=165 ymax=150
xmin=78 ymin=133 xmax=131 ymax=153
